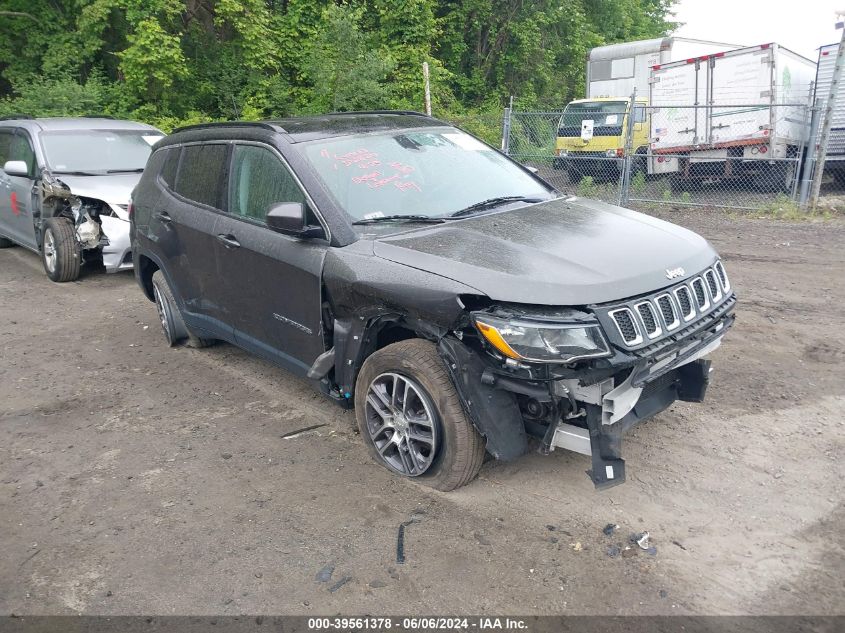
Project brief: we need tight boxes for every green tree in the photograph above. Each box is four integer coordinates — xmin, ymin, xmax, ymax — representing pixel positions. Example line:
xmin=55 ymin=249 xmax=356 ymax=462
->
xmin=303 ymin=4 xmax=395 ymax=113
xmin=0 ymin=0 xmax=676 ymax=126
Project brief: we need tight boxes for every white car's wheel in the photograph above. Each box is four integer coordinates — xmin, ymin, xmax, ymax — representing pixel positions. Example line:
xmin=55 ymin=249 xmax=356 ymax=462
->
xmin=41 ymin=218 xmax=81 ymax=282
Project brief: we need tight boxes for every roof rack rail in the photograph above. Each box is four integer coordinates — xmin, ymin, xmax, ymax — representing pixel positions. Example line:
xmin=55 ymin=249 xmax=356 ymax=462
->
xmin=0 ymin=114 xmax=35 ymax=121
xmin=173 ymin=121 xmax=281 ymax=133
xmin=325 ymin=110 xmax=432 ymax=117
xmin=81 ymin=114 xmax=116 ymax=119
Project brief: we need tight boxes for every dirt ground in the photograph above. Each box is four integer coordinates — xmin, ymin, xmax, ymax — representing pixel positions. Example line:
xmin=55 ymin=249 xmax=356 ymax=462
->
xmin=1 ymin=209 xmax=843 ymax=617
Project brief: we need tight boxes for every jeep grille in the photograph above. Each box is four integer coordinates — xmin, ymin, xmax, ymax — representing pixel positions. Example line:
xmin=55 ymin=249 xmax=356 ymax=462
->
xmin=601 ymin=261 xmax=733 ymax=350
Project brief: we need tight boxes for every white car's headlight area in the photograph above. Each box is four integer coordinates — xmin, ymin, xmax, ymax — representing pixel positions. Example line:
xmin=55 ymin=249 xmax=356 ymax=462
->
xmin=473 ymin=313 xmax=611 ymax=363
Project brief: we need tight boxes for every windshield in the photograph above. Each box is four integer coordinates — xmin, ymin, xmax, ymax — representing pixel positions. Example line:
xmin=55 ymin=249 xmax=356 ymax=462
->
xmin=40 ymin=129 xmax=164 ymax=173
xmin=558 ymin=101 xmax=627 ymax=138
xmin=298 ymin=127 xmax=552 ymax=221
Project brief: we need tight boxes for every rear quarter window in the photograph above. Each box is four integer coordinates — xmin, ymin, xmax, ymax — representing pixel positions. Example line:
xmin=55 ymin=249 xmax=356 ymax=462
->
xmin=174 ymin=144 xmax=228 ymax=209
xmin=159 ymin=147 xmax=180 ymax=188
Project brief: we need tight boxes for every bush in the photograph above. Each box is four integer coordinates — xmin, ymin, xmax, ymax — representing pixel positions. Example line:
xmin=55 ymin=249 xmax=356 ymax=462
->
xmin=631 ymin=170 xmax=646 ymax=195
xmin=577 ymin=176 xmax=597 ymax=198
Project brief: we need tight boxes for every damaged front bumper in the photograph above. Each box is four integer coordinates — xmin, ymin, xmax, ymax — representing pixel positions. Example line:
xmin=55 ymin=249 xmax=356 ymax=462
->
xmin=550 ymin=355 xmax=713 ymax=489
xmin=99 ymin=215 xmax=132 ymax=272
xmin=440 ymin=298 xmax=735 ymax=490
xmin=40 ymin=171 xmax=133 ymax=273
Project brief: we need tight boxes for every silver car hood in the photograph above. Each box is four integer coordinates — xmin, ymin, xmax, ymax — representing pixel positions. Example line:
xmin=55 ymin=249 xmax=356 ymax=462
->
xmin=52 ymin=173 xmax=141 ymax=211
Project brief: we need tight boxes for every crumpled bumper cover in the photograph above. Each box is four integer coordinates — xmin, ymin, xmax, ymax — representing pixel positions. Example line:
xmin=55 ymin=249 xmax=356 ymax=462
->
xmin=99 ymin=216 xmax=132 ymax=272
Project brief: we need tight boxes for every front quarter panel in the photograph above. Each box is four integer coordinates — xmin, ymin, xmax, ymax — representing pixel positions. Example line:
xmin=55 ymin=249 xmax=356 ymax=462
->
xmin=323 ymin=241 xmax=485 ymax=396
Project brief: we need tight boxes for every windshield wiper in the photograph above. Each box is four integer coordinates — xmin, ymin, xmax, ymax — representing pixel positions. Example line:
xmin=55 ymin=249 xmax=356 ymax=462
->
xmin=51 ymin=170 xmax=103 ymax=176
xmin=449 ymin=195 xmax=546 ymax=218
xmin=105 ymin=168 xmax=144 ymax=174
xmin=352 ymin=215 xmax=447 ymax=225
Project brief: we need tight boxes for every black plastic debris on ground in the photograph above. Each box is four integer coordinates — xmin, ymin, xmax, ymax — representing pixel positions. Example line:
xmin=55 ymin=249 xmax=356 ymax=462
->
xmin=396 ymin=512 xmax=425 ymax=564
xmin=281 ymin=423 xmax=328 ymax=439
xmin=328 ymin=576 xmax=352 ymax=593
xmin=396 ymin=523 xmax=409 ymax=564
xmin=603 ymin=523 xmax=619 ymax=536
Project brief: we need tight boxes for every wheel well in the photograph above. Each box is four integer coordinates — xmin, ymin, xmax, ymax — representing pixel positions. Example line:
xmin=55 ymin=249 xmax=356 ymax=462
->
xmin=374 ymin=323 xmax=419 ymax=350
xmin=351 ymin=322 xmax=428 ymax=390
xmin=137 ymin=255 xmax=159 ymax=302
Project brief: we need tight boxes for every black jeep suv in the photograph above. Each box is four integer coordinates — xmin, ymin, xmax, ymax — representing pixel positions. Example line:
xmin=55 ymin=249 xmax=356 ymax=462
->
xmin=131 ymin=112 xmax=735 ymax=491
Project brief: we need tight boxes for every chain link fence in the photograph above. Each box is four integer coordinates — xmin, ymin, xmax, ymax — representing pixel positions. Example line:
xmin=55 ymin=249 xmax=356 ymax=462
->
xmin=501 ymin=100 xmax=818 ymax=212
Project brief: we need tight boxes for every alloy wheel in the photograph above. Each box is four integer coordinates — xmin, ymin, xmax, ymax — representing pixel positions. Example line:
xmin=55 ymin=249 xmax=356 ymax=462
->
xmin=364 ymin=372 xmax=439 ymax=476
xmin=153 ymin=284 xmax=173 ymax=344
xmin=43 ymin=229 xmax=57 ymax=273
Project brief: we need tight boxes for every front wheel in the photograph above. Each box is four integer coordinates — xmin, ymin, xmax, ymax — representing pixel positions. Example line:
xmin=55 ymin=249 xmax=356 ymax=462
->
xmin=354 ymin=339 xmax=485 ymax=491
xmin=41 ymin=217 xmax=81 ymax=282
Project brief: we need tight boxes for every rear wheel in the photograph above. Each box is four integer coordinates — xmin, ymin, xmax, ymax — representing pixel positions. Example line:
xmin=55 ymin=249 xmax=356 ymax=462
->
xmin=152 ymin=271 xmax=184 ymax=347
xmin=41 ymin=217 xmax=81 ymax=282
xmin=354 ymin=339 xmax=485 ymax=491
xmin=779 ymin=162 xmax=797 ymax=193
xmin=151 ymin=270 xmax=215 ymax=348
xmin=632 ymin=151 xmax=648 ymax=178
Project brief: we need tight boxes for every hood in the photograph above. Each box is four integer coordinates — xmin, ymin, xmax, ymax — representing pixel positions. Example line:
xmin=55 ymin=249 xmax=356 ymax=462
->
xmin=52 ymin=173 xmax=141 ymax=208
xmin=372 ymin=197 xmax=717 ymax=305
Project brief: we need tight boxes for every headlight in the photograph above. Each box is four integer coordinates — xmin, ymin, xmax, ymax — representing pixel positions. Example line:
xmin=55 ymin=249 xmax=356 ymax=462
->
xmin=472 ymin=313 xmax=611 ymax=363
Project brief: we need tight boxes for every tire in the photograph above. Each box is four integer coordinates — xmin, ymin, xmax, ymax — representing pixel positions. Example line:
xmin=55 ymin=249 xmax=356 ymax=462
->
xmin=354 ymin=339 xmax=485 ymax=491
xmin=0 ymin=235 xmax=14 ymax=248
xmin=632 ymin=152 xmax=648 ymax=179
xmin=669 ymin=173 xmax=700 ymax=193
xmin=41 ymin=217 xmax=80 ymax=282
xmin=779 ymin=162 xmax=797 ymax=194
xmin=151 ymin=270 xmax=215 ymax=348
xmin=152 ymin=270 xmax=185 ymax=347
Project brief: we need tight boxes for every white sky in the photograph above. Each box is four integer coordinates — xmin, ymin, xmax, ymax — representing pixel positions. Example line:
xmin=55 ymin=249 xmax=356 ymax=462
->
xmin=671 ymin=0 xmax=843 ymax=60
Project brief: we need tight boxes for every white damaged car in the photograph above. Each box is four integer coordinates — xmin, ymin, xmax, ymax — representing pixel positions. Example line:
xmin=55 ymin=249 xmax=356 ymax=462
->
xmin=0 ymin=117 xmax=163 ymax=281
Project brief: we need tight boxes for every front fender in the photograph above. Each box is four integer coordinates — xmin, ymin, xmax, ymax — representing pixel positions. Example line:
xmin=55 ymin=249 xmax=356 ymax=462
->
xmin=437 ymin=336 xmax=528 ymax=461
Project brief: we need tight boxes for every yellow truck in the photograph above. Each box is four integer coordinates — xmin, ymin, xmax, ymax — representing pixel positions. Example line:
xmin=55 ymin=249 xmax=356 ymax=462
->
xmin=554 ymin=38 xmax=741 ymax=181
xmin=553 ymin=97 xmax=649 ymax=180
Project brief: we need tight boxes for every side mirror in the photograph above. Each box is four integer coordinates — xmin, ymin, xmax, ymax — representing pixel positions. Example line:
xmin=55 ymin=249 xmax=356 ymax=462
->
xmin=266 ymin=202 xmax=324 ymax=239
xmin=3 ymin=160 xmax=29 ymax=177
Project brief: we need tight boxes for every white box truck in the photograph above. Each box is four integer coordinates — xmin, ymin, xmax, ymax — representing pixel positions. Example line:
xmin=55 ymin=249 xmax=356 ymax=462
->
xmin=587 ymin=37 xmax=740 ymax=99
xmin=813 ymin=43 xmax=845 ymax=184
xmin=649 ymin=43 xmax=816 ymax=191
xmin=554 ymin=38 xmax=741 ymax=176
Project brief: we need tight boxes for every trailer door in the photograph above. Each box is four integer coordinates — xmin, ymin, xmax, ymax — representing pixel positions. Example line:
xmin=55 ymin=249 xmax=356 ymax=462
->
xmin=707 ymin=47 xmax=773 ymax=146
xmin=650 ymin=59 xmax=707 ymax=151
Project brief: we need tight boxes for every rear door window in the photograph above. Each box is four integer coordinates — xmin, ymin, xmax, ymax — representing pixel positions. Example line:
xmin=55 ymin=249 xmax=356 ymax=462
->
xmin=174 ymin=144 xmax=228 ymax=209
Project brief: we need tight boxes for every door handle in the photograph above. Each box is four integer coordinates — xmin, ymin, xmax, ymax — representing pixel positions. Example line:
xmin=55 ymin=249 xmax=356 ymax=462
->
xmin=154 ymin=211 xmax=172 ymax=223
xmin=216 ymin=233 xmax=240 ymax=249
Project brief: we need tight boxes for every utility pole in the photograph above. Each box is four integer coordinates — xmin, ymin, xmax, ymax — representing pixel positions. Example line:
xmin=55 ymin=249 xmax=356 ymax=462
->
xmin=422 ymin=62 xmax=432 ymax=116
xmin=810 ymin=10 xmax=845 ymax=207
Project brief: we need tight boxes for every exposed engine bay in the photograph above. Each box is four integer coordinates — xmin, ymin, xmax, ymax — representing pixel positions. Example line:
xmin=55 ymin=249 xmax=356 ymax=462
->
xmin=39 ymin=171 xmax=118 ymax=253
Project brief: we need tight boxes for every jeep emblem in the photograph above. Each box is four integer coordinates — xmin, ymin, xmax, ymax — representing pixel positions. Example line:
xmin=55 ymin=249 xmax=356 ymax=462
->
xmin=665 ymin=267 xmax=685 ymax=279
